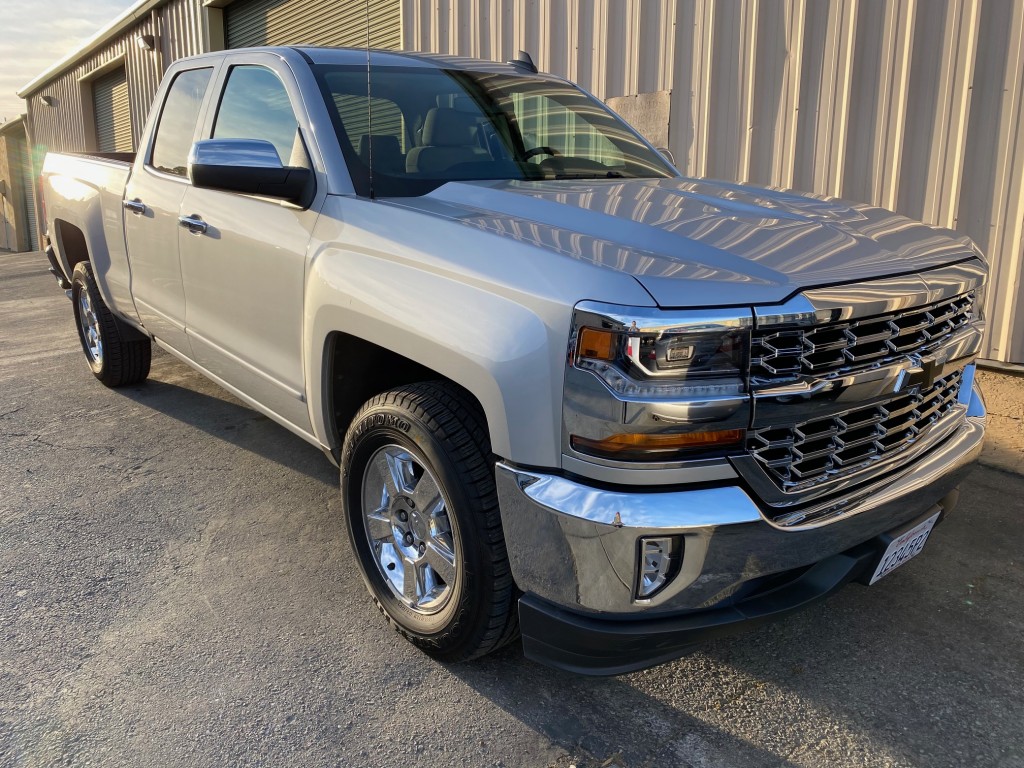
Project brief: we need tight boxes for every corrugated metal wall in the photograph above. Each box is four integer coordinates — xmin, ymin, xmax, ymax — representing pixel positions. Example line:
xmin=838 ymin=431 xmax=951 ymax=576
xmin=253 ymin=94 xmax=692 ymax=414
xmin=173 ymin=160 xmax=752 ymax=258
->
xmin=17 ymin=135 xmax=39 ymax=251
xmin=225 ymin=0 xmax=401 ymax=50
xmin=403 ymin=0 xmax=1024 ymax=365
xmin=24 ymin=0 xmax=206 ymax=156
xmin=0 ymin=121 xmax=34 ymax=252
xmin=19 ymin=0 xmax=1023 ymax=363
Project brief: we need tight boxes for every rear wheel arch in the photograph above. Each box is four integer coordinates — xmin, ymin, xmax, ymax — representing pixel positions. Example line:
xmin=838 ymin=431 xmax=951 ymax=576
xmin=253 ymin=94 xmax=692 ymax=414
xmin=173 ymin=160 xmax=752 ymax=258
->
xmin=53 ymin=219 xmax=90 ymax=280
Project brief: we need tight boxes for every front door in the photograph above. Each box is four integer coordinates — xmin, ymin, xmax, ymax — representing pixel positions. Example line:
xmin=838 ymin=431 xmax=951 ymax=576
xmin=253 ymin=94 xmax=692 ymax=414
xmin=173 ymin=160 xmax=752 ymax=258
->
xmin=178 ymin=62 xmax=319 ymax=432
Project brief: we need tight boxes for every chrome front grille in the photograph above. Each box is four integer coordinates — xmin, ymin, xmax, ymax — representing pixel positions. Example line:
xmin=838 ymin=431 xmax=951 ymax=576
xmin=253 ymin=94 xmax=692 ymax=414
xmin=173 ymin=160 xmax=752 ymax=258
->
xmin=751 ymin=292 xmax=975 ymax=383
xmin=748 ymin=370 xmax=963 ymax=492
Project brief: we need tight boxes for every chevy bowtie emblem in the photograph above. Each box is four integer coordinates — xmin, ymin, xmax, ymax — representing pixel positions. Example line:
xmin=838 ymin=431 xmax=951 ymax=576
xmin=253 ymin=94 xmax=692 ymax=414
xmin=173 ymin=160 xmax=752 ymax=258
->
xmin=895 ymin=352 xmax=947 ymax=393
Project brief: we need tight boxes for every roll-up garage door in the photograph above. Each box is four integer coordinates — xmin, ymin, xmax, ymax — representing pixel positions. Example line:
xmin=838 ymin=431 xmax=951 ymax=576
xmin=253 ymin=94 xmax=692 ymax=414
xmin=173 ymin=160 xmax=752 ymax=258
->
xmin=92 ymin=67 xmax=132 ymax=153
xmin=225 ymin=0 xmax=400 ymax=51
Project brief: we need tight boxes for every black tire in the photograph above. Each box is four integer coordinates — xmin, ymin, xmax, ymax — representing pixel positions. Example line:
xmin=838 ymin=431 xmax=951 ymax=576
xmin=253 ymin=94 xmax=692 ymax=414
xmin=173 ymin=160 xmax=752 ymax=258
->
xmin=71 ymin=261 xmax=151 ymax=387
xmin=341 ymin=381 xmax=519 ymax=662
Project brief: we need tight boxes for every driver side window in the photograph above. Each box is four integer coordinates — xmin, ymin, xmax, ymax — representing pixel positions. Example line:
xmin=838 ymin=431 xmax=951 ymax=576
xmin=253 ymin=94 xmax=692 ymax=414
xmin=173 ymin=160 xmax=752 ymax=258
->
xmin=213 ymin=65 xmax=307 ymax=167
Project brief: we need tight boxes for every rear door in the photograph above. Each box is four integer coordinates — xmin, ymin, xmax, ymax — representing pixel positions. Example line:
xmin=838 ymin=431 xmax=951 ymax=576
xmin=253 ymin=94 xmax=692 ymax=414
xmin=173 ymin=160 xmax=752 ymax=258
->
xmin=124 ymin=64 xmax=217 ymax=356
xmin=178 ymin=55 xmax=321 ymax=432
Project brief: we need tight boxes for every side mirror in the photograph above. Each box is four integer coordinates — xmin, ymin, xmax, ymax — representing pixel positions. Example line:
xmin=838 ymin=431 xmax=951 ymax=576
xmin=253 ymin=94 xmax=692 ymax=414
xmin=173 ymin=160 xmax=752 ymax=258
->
xmin=188 ymin=139 xmax=313 ymax=207
xmin=656 ymin=147 xmax=677 ymax=168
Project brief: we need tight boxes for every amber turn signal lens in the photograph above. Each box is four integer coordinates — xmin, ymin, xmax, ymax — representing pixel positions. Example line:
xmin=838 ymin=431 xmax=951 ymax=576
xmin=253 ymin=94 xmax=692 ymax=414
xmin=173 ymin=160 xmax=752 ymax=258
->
xmin=571 ymin=429 xmax=745 ymax=460
xmin=578 ymin=327 xmax=617 ymax=361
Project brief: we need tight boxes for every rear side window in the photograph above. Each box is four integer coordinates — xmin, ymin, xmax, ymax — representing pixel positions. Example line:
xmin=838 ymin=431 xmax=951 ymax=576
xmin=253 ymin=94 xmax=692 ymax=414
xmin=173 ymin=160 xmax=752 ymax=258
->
xmin=213 ymin=65 xmax=300 ymax=165
xmin=150 ymin=67 xmax=213 ymax=177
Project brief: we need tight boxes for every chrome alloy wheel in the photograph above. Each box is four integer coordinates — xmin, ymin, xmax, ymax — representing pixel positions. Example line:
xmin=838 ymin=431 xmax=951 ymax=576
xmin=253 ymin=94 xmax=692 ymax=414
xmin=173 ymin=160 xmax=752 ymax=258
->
xmin=361 ymin=445 xmax=459 ymax=615
xmin=78 ymin=288 xmax=103 ymax=365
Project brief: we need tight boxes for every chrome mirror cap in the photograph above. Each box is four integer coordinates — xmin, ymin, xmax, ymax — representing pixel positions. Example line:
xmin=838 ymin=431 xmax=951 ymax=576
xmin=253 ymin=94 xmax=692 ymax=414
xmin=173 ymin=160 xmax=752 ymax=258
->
xmin=188 ymin=138 xmax=284 ymax=170
xmin=187 ymin=138 xmax=313 ymax=207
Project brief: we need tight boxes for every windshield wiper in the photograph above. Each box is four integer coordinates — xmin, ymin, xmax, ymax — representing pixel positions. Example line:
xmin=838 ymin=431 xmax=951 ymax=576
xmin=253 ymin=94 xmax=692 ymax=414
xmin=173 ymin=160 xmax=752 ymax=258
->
xmin=554 ymin=171 xmax=626 ymax=180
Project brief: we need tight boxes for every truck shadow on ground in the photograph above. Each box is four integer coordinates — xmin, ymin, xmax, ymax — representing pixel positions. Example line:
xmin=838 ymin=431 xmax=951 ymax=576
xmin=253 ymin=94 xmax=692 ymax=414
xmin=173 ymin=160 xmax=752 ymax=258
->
xmin=111 ymin=357 xmax=337 ymax=487
xmin=447 ymin=640 xmax=805 ymax=767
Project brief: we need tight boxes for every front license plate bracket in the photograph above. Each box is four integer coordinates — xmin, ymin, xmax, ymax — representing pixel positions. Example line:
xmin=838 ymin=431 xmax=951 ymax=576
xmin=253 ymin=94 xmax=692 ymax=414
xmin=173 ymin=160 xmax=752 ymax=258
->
xmin=862 ymin=507 xmax=943 ymax=585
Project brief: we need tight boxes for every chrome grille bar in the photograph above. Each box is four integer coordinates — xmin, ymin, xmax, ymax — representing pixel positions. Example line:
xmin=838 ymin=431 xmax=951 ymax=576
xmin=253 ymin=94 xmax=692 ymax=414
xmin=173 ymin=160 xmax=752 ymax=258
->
xmin=748 ymin=371 xmax=963 ymax=493
xmin=752 ymin=292 xmax=975 ymax=383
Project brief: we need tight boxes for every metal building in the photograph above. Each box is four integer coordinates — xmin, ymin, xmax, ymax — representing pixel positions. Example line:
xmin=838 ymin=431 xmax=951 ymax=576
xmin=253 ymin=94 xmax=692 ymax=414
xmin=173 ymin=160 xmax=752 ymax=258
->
xmin=0 ymin=116 xmax=37 ymax=252
xmin=9 ymin=0 xmax=1024 ymax=367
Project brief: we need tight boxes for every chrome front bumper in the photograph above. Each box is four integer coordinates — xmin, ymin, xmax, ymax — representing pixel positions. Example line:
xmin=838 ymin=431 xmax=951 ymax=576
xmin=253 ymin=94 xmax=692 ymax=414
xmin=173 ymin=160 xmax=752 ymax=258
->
xmin=496 ymin=380 xmax=986 ymax=617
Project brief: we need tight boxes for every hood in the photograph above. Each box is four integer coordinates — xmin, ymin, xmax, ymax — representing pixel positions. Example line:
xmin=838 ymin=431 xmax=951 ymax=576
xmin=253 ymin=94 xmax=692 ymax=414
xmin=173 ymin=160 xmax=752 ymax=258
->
xmin=387 ymin=177 xmax=978 ymax=307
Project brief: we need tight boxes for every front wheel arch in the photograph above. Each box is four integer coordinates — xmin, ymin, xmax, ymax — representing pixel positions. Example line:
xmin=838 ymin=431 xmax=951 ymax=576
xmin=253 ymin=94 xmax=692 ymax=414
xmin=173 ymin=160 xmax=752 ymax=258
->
xmin=322 ymin=332 xmax=493 ymax=462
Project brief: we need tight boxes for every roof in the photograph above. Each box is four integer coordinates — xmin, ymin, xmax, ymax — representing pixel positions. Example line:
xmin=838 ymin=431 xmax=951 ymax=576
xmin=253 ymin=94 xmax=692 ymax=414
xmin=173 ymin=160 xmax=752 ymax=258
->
xmin=0 ymin=115 xmax=27 ymax=137
xmin=295 ymin=46 xmax=541 ymax=76
xmin=16 ymin=0 xmax=170 ymax=97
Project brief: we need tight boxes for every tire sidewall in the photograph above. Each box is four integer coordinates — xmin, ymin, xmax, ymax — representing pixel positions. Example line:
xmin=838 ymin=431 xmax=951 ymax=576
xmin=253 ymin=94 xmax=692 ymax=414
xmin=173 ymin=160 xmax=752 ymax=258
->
xmin=342 ymin=401 xmax=489 ymax=648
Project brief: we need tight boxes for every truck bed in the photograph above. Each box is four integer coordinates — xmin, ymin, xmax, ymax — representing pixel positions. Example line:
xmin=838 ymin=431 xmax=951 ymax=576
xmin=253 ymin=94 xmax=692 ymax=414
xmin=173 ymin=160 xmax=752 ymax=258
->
xmin=41 ymin=151 xmax=135 ymax=317
xmin=75 ymin=151 xmax=136 ymax=165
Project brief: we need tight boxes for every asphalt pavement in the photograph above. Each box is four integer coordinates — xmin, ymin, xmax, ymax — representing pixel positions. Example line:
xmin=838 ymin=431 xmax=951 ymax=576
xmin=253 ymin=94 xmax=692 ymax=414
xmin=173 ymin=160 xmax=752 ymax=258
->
xmin=1 ymin=249 xmax=1022 ymax=768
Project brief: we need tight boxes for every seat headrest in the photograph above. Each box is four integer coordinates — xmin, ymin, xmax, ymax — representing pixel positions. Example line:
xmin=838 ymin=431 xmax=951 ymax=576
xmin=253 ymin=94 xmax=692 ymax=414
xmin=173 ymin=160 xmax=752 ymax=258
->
xmin=356 ymin=133 xmax=402 ymax=163
xmin=422 ymin=107 xmax=480 ymax=147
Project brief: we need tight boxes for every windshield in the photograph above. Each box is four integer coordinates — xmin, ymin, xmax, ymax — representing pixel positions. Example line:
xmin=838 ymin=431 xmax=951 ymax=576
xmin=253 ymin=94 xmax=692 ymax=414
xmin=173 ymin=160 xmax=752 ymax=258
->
xmin=313 ymin=64 xmax=676 ymax=197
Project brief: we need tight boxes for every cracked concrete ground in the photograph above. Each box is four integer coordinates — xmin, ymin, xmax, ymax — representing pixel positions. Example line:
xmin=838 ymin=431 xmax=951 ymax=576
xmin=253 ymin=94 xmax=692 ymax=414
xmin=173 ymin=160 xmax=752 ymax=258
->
xmin=1 ymin=250 xmax=1022 ymax=768
xmin=977 ymin=369 xmax=1024 ymax=475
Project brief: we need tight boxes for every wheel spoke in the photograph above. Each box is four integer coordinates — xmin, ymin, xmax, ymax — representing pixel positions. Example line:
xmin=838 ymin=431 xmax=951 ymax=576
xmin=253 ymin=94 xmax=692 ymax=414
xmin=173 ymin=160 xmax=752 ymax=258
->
xmin=411 ymin=472 xmax=442 ymax=515
xmin=384 ymin=450 xmax=414 ymax=495
xmin=424 ymin=540 xmax=456 ymax=586
xmin=370 ymin=451 xmax=399 ymax=501
xmin=365 ymin=511 xmax=393 ymax=542
xmin=78 ymin=289 xmax=104 ymax=362
xmin=401 ymin=555 xmax=420 ymax=602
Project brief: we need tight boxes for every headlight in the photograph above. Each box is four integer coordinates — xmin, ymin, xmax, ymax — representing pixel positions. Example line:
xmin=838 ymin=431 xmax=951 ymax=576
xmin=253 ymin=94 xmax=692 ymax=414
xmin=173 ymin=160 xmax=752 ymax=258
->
xmin=565 ymin=302 xmax=752 ymax=463
xmin=572 ymin=303 xmax=751 ymax=399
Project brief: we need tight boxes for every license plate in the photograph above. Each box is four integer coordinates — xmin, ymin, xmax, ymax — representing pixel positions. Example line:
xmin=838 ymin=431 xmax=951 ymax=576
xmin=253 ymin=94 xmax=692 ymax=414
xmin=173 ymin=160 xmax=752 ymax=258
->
xmin=869 ymin=511 xmax=941 ymax=585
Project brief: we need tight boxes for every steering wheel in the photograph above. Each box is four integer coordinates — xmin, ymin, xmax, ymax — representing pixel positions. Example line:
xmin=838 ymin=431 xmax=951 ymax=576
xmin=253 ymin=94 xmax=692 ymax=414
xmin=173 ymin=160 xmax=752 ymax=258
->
xmin=522 ymin=146 xmax=560 ymax=160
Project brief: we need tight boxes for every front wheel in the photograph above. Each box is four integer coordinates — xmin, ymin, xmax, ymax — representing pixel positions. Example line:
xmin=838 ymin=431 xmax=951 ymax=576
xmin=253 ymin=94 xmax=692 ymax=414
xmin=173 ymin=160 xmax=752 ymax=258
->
xmin=71 ymin=261 xmax=151 ymax=387
xmin=341 ymin=382 xmax=519 ymax=662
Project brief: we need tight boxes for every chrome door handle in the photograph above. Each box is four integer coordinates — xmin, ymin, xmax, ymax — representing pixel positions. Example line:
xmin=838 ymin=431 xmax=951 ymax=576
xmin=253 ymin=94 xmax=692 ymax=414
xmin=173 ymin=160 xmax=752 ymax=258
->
xmin=123 ymin=199 xmax=146 ymax=215
xmin=178 ymin=214 xmax=208 ymax=235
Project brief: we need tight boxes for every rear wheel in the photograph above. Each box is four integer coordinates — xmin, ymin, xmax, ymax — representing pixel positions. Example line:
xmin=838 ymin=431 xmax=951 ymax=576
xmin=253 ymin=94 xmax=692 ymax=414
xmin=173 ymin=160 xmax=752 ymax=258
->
xmin=341 ymin=382 xmax=519 ymax=661
xmin=71 ymin=261 xmax=151 ymax=387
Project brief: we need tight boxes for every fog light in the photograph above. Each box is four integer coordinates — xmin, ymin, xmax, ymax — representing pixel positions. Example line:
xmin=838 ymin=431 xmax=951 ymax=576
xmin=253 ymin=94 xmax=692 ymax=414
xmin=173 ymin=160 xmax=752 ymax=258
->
xmin=637 ymin=536 xmax=680 ymax=599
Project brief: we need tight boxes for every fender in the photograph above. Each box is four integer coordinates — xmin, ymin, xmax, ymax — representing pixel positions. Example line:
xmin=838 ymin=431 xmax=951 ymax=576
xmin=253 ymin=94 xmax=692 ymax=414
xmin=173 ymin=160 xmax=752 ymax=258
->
xmin=305 ymin=244 xmax=562 ymax=466
xmin=301 ymin=195 xmax=655 ymax=467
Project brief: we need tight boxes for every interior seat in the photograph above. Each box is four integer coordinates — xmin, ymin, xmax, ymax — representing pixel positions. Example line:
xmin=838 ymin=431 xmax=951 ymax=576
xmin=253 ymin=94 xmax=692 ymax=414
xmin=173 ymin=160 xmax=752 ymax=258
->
xmin=357 ymin=134 xmax=404 ymax=175
xmin=406 ymin=107 xmax=490 ymax=174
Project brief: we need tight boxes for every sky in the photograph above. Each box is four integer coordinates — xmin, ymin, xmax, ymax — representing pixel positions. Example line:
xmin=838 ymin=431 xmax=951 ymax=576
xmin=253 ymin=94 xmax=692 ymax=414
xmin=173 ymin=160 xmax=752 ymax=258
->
xmin=0 ymin=0 xmax=138 ymax=124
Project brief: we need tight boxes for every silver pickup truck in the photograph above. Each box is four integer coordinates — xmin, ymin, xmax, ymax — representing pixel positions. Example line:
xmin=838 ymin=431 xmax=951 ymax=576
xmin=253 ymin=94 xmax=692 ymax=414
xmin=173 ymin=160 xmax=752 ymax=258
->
xmin=41 ymin=46 xmax=988 ymax=675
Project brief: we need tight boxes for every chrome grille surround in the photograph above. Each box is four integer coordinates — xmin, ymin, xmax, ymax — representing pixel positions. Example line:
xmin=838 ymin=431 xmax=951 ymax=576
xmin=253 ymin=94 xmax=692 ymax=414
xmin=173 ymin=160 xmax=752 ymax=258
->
xmin=748 ymin=370 xmax=963 ymax=494
xmin=737 ymin=263 xmax=986 ymax=528
xmin=751 ymin=292 xmax=975 ymax=384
